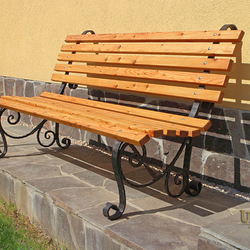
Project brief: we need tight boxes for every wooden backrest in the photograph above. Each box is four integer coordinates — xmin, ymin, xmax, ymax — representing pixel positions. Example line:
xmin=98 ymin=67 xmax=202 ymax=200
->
xmin=51 ymin=28 xmax=244 ymax=104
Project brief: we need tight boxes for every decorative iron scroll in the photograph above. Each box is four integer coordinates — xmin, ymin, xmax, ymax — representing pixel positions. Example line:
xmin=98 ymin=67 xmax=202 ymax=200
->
xmin=104 ymin=138 xmax=202 ymax=220
xmin=0 ymin=109 xmax=71 ymax=157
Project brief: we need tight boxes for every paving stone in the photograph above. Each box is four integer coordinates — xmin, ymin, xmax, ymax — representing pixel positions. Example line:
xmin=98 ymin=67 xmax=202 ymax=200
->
xmin=48 ymin=187 xmax=117 ymax=213
xmin=26 ymin=176 xmax=89 ymax=193
xmin=85 ymin=224 xmax=121 ymax=250
xmin=198 ymin=232 xmax=237 ymax=250
xmin=55 ymin=207 xmax=75 ymax=248
xmin=0 ymin=171 xmax=15 ymax=203
xmin=68 ymin=213 xmax=85 ymax=250
xmin=74 ymin=170 xmax=110 ymax=187
xmin=78 ymin=202 xmax=140 ymax=230
xmin=199 ymin=211 xmax=250 ymax=250
xmin=14 ymin=179 xmax=35 ymax=220
xmin=60 ymin=163 xmax=86 ymax=174
xmin=104 ymin=178 xmax=149 ymax=200
xmin=106 ymin=214 xmax=200 ymax=250
xmin=5 ymin=163 xmax=61 ymax=181
xmin=33 ymin=192 xmax=55 ymax=237
xmin=203 ymin=153 xmax=234 ymax=183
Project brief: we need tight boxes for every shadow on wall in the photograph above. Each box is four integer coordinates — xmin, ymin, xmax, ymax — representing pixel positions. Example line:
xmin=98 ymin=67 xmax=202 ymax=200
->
xmin=87 ymin=45 xmax=250 ymax=194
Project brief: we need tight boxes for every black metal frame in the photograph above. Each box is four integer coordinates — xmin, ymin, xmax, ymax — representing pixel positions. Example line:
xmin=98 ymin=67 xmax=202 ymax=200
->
xmin=0 ymin=25 xmax=238 ymax=220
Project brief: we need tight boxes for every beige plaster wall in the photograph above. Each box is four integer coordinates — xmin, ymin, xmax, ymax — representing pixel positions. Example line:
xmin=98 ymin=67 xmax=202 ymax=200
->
xmin=0 ymin=0 xmax=250 ymax=110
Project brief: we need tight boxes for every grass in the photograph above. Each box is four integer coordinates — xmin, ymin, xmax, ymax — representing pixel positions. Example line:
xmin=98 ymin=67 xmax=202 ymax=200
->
xmin=0 ymin=196 xmax=66 ymax=250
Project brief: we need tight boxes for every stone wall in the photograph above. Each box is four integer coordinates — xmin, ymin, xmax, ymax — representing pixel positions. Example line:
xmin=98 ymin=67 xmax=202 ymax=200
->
xmin=0 ymin=76 xmax=250 ymax=193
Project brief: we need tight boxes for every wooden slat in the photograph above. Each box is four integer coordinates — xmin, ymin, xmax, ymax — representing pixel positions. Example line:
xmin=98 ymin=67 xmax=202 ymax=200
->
xmin=57 ymin=54 xmax=233 ymax=71
xmin=2 ymin=96 xmax=163 ymax=138
xmin=54 ymin=64 xmax=228 ymax=87
xmin=51 ymin=74 xmax=224 ymax=103
xmin=40 ymin=92 xmax=212 ymax=132
xmin=61 ymin=43 xmax=239 ymax=56
xmin=65 ymin=30 xmax=244 ymax=43
xmin=19 ymin=96 xmax=201 ymax=137
xmin=0 ymin=98 xmax=149 ymax=146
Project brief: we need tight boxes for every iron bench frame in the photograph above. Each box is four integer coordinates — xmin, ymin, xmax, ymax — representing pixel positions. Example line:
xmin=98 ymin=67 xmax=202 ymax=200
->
xmin=0 ymin=24 xmax=241 ymax=220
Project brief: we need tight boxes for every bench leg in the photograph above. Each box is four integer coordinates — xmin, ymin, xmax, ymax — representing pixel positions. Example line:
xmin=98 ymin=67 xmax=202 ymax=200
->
xmin=103 ymin=140 xmax=126 ymax=220
xmin=0 ymin=109 xmax=71 ymax=157
xmin=165 ymin=137 xmax=202 ymax=197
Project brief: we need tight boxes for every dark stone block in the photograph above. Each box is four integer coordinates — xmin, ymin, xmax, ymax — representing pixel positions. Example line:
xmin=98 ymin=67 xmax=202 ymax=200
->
xmin=119 ymin=93 xmax=146 ymax=107
xmin=224 ymin=109 xmax=246 ymax=158
xmin=15 ymin=79 xmax=25 ymax=97
xmin=240 ymin=159 xmax=250 ymax=188
xmin=105 ymin=91 xmax=119 ymax=104
xmin=25 ymin=81 xmax=35 ymax=97
xmin=4 ymin=78 xmax=15 ymax=96
xmin=88 ymin=89 xmax=105 ymax=101
xmin=205 ymin=135 xmax=233 ymax=155
xmin=159 ymin=99 xmax=191 ymax=115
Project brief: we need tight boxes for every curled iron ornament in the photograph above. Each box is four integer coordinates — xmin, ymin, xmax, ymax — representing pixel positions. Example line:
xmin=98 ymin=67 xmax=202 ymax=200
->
xmin=7 ymin=112 xmax=21 ymax=125
xmin=37 ymin=127 xmax=56 ymax=147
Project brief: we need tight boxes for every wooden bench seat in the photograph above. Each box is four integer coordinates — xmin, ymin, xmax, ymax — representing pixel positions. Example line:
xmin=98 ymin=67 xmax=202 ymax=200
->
xmin=0 ymin=24 xmax=244 ymax=220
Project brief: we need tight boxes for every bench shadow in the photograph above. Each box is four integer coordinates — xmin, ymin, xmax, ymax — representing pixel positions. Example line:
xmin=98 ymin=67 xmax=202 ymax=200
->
xmin=38 ymin=144 xmax=246 ymax=220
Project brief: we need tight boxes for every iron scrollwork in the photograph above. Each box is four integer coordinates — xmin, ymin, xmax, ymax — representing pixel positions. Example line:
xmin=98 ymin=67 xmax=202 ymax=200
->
xmin=0 ymin=108 xmax=71 ymax=157
xmin=104 ymin=138 xmax=202 ymax=220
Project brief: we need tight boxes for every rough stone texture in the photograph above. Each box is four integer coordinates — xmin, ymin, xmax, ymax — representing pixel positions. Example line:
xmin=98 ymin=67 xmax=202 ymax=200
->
xmin=0 ymin=171 xmax=15 ymax=203
xmin=106 ymin=214 xmax=200 ymax=250
xmin=203 ymin=154 xmax=234 ymax=183
xmin=25 ymin=81 xmax=35 ymax=97
xmin=55 ymin=207 xmax=75 ymax=248
xmin=85 ymin=225 xmax=121 ymax=250
xmin=198 ymin=233 xmax=238 ymax=250
xmin=240 ymin=158 xmax=250 ymax=188
xmin=15 ymin=79 xmax=25 ymax=97
xmin=34 ymin=81 xmax=46 ymax=96
xmin=71 ymin=87 xmax=88 ymax=99
xmin=33 ymin=192 xmax=55 ymax=237
xmin=0 ymin=77 xmax=4 ymax=96
xmin=224 ymin=108 xmax=246 ymax=159
xmin=4 ymin=78 xmax=15 ymax=96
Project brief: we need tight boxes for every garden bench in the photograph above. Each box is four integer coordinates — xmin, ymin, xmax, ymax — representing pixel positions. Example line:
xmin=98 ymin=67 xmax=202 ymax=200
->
xmin=0 ymin=24 xmax=244 ymax=220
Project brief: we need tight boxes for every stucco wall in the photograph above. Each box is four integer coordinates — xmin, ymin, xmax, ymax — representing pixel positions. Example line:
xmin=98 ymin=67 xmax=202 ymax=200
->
xmin=0 ymin=0 xmax=250 ymax=110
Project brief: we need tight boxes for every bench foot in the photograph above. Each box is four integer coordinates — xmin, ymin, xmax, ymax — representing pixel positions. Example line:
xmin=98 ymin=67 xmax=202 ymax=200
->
xmin=103 ymin=141 xmax=126 ymax=220
xmin=0 ymin=109 xmax=71 ymax=157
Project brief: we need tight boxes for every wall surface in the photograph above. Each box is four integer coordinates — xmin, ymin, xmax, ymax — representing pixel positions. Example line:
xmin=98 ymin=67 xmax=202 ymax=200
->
xmin=0 ymin=0 xmax=250 ymax=110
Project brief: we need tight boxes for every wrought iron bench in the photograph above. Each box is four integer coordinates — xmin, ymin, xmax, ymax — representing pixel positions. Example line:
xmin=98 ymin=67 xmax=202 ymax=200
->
xmin=0 ymin=24 xmax=244 ymax=220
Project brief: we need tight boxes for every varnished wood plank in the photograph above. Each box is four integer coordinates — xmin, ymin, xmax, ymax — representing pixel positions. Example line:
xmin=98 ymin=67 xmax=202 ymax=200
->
xmin=27 ymin=96 xmax=201 ymax=137
xmin=51 ymin=74 xmax=224 ymax=103
xmin=65 ymin=30 xmax=244 ymax=43
xmin=57 ymin=54 xmax=233 ymax=71
xmin=2 ymin=96 xmax=163 ymax=138
xmin=40 ymin=92 xmax=212 ymax=132
xmin=54 ymin=64 xmax=228 ymax=87
xmin=0 ymin=98 xmax=149 ymax=146
xmin=61 ymin=43 xmax=239 ymax=57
